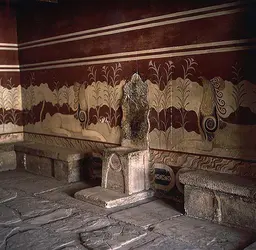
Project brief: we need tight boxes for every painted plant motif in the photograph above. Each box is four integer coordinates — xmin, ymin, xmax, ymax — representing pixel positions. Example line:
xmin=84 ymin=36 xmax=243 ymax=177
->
xmin=148 ymin=60 xmax=175 ymax=147
xmin=231 ymin=63 xmax=246 ymax=122
xmin=62 ymin=81 xmax=73 ymax=113
xmin=23 ymin=73 xmax=36 ymax=124
xmin=53 ymin=80 xmax=61 ymax=111
xmin=0 ymin=77 xmax=22 ymax=132
xmin=102 ymin=63 xmax=122 ymax=129
xmin=6 ymin=78 xmax=20 ymax=126
xmin=176 ymin=58 xmax=198 ymax=138
xmin=88 ymin=66 xmax=101 ymax=123
xmin=0 ymin=78 xmax=9 ymax=131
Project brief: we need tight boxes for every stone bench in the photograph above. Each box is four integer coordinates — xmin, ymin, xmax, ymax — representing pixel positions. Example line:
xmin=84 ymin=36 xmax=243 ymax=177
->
xmin=0 ymin=143 xmax=16 ymax=172
xmin=15 ymin=142 xmax=89 ymax=183
xmin=180 ymin=170 xmax=256 ymax=231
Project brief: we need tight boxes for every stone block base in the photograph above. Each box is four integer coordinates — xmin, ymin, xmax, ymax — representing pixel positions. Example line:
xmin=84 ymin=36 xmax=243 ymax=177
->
xmin=74 ymin=186 xmax=154 ymax=208
xmin=26 ymin=154 xmax=53 ymax=177
xmin=0 ymin=150 xmax=16 ymax=172
xmin=180 ymin=170 xmax=256 ymax=231
xmin=54 ymin=160 xmax=83 ymax=183
xmin=184 ymin=185 xmax=216 ymax=221
xmin=15 ymin=142 xmax=88 ymax=183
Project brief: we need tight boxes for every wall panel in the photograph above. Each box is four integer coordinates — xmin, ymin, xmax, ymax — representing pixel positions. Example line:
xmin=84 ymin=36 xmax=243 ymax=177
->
xmin=16 ymin=0 xmax=256 ymax=198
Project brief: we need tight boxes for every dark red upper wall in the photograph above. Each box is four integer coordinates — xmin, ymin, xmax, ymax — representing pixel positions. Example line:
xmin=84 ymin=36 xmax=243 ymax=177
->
xmin=0 ymin=4 xmax=18 ymax=65
xmin=0 ymin=4 xmax=17 ymax=43
xmin=17 ymin=0 xmax=236 ymax=43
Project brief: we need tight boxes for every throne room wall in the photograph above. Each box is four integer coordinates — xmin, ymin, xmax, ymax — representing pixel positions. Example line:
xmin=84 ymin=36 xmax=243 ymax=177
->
xmin=15 ymin=0 xmax=256 ymax=197
xmin=0 ymin=4 xmax=22 ymax=143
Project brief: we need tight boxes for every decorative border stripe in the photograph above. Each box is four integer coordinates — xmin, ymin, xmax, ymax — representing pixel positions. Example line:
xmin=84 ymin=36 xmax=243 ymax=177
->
xmin=0 ymin=65 xmax=20 ymax=68
xmin=0 ymin=43 xmax=18 ymax=47
xmin=0 ymin=43 xmax=18 ymax=51
xmin=1 ymin=42 xmax=256 ymax=72
xmin=20 ymin=44 xmax=256 ymax=72
xmin=0 ymin=63 xmax=20 ymax=72
xmin=19 ymin=5 xmax=246 ymax=50
xmin=0 ymin=47 xmax=18 ymax=51
xmin=0 ymin=131 xmax=23 ymax=136
xmin=0 ymin=69 xmax=20 ymax=72
xmin=20 ymin=38 xmax=256 ymax=68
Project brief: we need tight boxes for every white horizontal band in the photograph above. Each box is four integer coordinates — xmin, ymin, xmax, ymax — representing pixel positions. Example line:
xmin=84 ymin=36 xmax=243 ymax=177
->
xmin=20 ymin=44 xmax=256 ymax=71
xmin=20 ymin=38 xmax=256 ymax=68
xmin=0 ymin=43 xmax=18 ymax=47
xmin=0 ymin=47 xmax=18 ymax=51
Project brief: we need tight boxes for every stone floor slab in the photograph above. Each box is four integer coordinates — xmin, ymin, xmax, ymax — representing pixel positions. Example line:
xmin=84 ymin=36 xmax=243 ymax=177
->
xmin=153 ymin=216 xmax=255 ymax=250
xmin=26 ymin=208 xmax=73 ymax=225
xmin=39 ymin=191 xmax=107 ymax=216
xmin=132 ymin=236 xmax=199 ymax=250
xmin=0 ymin=188 xmax=17 ymax=204
xmin=0 ymin=205 xmax=21 ymax=226
xmin=110 ymin=200 xmax=182 ymax=229
xmin=4 ymin=227 xmax=76 ymax=250
xmin=43 ymin=212 xmax=113 ymax=234
xmin=120 ymin=232 xmax=161 ymax=250
xmin=0 ymin=226 xmax=21 ymax=250
xmin=0 ymin=170 xmax=255 ymax=250
xmin=5 ymin=195 xmax=62 ymax=219
xmin=80 ymin=222 xmax=147 ymax=249
xmin=0 ymin=170 xmax=69 ymax=195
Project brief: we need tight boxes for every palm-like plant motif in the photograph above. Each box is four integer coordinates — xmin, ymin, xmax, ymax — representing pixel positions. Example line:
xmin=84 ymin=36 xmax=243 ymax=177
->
xmin=148 ymin=60 xmax=175 ymax=147
xmin=177 ymin=58 xmax=198 ymax=138
xmin=102 ymin=63 xmax=122 ymax=130
xmin=53 ymin=80 xmax=61 ymax=111
xmin=231 ymin=63 xmax=246 ymax=121
xmin=62 ymin=81 xmax=72 ymax=113
xmin=27 ymin=73 xmax=36 ymax=124
xmin=6 ymin=78 xmax=20 ymax=126
xmin=88 ymin=66 xmax=101 ymax=122
xmin=0 ymin=78 xmax=8 ymax=131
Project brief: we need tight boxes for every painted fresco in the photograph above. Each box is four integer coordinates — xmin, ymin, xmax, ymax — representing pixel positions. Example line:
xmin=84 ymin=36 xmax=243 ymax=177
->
xmin=0 ymin=5 xmax=20 ymax=138
xmin=22 ymin=64 xmax=124 ymax=143
xmin=0 ymin=76 xmax=23 ymax=134
xmin=19 ymin=54 xmax=256 ymax=162
xmin=148 ymin=58 xmax=256 ymax=160
xmin=18 ymin=54 xmax=256 ymax=197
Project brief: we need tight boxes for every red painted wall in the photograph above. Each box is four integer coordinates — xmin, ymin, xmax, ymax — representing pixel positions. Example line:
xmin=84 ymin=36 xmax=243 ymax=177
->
xmin=0 ymin=4 xmax=21 ymax=141
xmin=10 ymin=0 xmax=256 ymax=196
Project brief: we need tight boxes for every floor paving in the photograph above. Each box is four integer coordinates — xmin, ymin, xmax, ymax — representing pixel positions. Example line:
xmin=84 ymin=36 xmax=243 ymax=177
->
xmin=0 ymin=169 xmax=255 ymax=250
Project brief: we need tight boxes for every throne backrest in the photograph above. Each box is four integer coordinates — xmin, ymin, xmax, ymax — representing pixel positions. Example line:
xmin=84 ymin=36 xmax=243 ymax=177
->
xmin=120 ymin=73 xmax=150 ymax=149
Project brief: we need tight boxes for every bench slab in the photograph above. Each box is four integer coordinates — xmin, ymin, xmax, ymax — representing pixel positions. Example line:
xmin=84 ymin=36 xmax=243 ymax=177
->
xmin=15 ymin=142 xmax=85 ymax=162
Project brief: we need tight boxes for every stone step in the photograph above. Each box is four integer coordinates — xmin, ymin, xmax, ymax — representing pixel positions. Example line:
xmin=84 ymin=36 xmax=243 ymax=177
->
xmin=75 ymin=186 xmax=154 ymax=208
xmin=0 ymin=143 xmax=16 ymax=172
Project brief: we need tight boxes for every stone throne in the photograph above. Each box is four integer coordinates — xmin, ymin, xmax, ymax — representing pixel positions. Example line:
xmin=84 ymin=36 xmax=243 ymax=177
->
xmin=75 ymin=73 xmax=154 ymax=208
